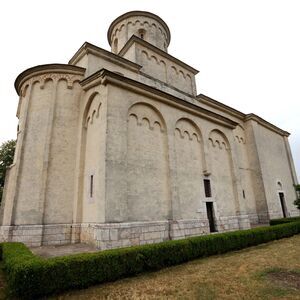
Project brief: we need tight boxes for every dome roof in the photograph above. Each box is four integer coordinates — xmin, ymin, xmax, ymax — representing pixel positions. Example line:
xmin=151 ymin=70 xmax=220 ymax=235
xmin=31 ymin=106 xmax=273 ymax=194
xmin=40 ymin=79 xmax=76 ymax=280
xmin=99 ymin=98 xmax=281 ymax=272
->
xmin=107 ymin=11 xmax=171 ymax=47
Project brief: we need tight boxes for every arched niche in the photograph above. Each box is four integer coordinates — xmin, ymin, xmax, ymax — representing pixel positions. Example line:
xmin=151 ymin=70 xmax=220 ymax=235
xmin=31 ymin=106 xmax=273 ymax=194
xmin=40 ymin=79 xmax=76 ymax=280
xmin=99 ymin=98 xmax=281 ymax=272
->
xmin=174 ymin=118 xmax=205 ymax=219
xmin=81 ymin=92 xmax=105 ymax=223
xmin=234 ymin=124 xmax=246 ymax=145
xmin=233 ymin=124 xmax=257 ymax=220
xmin=208 ymin=129 xmax=237 ymax=215
xmin=127 ymin=102 xmax=169 ymax=221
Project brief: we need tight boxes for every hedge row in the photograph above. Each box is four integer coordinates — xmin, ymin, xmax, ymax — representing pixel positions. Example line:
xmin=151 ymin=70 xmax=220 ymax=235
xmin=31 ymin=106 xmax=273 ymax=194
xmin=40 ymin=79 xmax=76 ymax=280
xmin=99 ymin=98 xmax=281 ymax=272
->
xmin=1 ymin=221 xmax=300 ymax=299
xmin=269 ymin=216 xmax=300 ymax=226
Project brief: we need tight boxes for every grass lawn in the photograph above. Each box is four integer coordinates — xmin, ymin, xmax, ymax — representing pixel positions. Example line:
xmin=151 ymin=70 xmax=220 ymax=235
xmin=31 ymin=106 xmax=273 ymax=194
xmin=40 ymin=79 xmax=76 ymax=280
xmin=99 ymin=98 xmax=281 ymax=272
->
xmin=1 ymin=235 xmax=300 ymax=299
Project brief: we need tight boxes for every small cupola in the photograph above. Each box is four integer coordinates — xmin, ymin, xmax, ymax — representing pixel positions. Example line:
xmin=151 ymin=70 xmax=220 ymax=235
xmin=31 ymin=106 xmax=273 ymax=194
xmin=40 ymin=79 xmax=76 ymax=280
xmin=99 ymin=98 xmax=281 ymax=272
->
xmin=107 ymin=11 xmax=171 ymax=54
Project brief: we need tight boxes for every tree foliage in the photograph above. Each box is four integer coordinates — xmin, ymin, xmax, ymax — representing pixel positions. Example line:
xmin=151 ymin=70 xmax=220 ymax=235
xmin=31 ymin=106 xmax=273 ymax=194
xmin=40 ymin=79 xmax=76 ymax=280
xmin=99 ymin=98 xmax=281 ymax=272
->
xmin=0 ymin=139 xmax=16 ymax=202
xmin=294 ymin=184 xmax=300 ymax=210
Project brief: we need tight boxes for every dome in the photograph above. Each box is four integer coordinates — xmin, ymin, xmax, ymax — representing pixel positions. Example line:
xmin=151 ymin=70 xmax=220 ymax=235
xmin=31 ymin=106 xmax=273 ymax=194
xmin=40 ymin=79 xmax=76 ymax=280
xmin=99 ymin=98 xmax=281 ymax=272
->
xmin=107 ymin=11 xmax=171 ymax=54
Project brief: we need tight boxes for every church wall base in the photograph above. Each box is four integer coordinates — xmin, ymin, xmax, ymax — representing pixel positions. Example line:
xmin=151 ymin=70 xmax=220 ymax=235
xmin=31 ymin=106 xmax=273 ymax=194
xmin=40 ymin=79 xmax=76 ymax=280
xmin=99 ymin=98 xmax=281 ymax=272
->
xmin=215 ymin=214 xmax=251 ymax=232
xmin=247 ymin=213 xmax=260 ymax=225
xmin=0 ymin=216 xmax=253 ymax=250
xmin=0 ymin=224 xmax=79 ymax=247
xmin=80 ymin=221 xmax=170 ymax=250
xmin=290 ymin=210 xmax=300 ymax=217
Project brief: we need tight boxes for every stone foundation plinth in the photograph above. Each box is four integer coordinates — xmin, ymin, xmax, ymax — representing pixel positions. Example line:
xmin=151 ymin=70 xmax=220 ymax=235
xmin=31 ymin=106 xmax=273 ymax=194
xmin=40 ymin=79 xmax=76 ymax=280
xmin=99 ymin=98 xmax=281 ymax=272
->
xmin=169 ymin=219 xmax=209 ymax=240
xmin=0 ymin=215 xmax=253 ymax=249
xmin=247 ymin=213 xmax=260 ymax=225
xmin=0 ymin=225 xmax=44 ymax=247
xmin=80 ymin=221 xmax=169 ymax=250
xmin=0 ymin=224 xmax=80 ymax=247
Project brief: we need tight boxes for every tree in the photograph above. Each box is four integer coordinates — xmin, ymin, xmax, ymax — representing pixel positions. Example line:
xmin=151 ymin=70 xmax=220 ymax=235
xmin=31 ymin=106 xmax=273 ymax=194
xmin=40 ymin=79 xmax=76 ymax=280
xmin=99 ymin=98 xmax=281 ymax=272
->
xmin=0 ymin=140 xmax=16 ymax=203
xmin=294 ymin=184 xmax=300 ymax=210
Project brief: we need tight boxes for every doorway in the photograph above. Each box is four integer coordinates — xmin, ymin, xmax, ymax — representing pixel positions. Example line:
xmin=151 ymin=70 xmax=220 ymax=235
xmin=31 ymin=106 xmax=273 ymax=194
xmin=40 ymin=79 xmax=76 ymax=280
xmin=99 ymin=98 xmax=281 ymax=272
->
xmin=206 ymin=202 xmax=217 ymax=232
xmin=279 ymin=192 xmax=287 ymax=218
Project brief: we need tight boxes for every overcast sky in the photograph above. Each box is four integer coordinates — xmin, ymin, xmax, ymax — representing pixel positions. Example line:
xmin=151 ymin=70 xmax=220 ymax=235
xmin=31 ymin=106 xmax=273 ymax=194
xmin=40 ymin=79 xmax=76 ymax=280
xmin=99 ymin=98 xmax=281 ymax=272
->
xmin=0 ymin=0 xmax=299 ymax=180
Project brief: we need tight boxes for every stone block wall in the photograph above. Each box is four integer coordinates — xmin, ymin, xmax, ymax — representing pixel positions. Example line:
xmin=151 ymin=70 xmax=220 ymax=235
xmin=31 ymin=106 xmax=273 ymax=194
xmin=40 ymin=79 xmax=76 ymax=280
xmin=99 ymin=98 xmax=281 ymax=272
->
xmin=247 ymin=213 xmax=260 ymax=225
xmin=169 ymin=219 xmax=209 ymax=240
xmin=0 ymin=216 xmax=254 ymax=250
xmin=0 ymin=225 xmax=43 ymax=247
xmin=216 ymin=216 xmax=240 ymax=232
xmin=0 ymin=224 xmax=77 ymax=247
xmin=80 ymin=221 xmax=170 ymax=250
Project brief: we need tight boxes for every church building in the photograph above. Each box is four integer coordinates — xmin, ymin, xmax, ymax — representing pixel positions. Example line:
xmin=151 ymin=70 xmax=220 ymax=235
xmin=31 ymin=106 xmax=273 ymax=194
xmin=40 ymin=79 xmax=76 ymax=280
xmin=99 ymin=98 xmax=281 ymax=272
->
xmin=1 ymin=11 xmax=298 ymax=249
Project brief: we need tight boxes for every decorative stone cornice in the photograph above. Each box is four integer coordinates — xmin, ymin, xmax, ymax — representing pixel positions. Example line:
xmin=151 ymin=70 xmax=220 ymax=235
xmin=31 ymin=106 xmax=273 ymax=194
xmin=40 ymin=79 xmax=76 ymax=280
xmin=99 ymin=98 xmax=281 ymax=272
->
xmin=244 ymin=113 xmax=290 ymax=137
xmin=68 ymin=42 xmax=142 ymax=72
xmin=107 ymin=11 xmax=171 ymax=47
xmin=81 ymin=69 xmax=238 ymax=129
xmin=198 ymin=94 xmax=290 ymax=137
xmin=15 ymin=64 xmax=85 ymax=96
xmin=197 ymin=94 xmax=246 ymax=120
xmin=119 ymin=35 xmax=199 ymax=75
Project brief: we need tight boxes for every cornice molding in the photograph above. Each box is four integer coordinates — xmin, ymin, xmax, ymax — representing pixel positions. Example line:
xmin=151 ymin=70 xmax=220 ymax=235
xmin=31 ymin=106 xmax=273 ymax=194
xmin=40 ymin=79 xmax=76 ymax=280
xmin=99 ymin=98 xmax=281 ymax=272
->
xmin=81 ymin=69 xmax=237 ymax=129
xmin=198 ymin=94 xmax=290 ymax=137
xmin=68 ymin=42 xmax=142 ymax=73
xmin=15 ymin=64 xmax=85 ymax=96
xmin=244 ymin=113 xmax=290 ymax=137
xmin=197 ymin=94 xmax=245 ymax=120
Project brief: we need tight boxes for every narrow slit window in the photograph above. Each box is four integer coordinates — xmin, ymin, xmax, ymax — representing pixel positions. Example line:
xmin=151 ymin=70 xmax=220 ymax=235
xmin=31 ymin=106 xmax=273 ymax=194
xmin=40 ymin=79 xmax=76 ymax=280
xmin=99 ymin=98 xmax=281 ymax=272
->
xmin=90 ymin=175 xmax=94 ymax=198
xmin=138 ymin=29 xmax=146 ymax=40
xmin=204 ymin=179 xmax=212 ymax=198
xmin=113 ymin=38 xmax=118 ymax=53
xmin=242 ymin=190 xmax=246 ymax=199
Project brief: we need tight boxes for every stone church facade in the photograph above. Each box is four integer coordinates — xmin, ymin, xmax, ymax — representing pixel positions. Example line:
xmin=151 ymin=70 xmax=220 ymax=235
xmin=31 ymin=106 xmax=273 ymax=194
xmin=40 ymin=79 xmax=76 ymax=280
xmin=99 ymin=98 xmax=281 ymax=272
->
xmin=1 ymin=11 xmax=298 ymax=249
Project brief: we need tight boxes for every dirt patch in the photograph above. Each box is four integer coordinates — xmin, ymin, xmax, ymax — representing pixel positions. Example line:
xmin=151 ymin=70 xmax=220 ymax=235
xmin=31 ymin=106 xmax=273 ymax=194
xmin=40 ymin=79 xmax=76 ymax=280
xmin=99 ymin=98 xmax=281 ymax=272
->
xmin=266 ymin=270 xmax=300 ymax=290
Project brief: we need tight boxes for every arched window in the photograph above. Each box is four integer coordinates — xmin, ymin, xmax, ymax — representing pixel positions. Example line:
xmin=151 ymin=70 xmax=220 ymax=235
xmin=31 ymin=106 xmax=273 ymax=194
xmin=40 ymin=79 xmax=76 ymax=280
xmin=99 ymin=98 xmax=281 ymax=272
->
xmin=113 ymin=38 xmax=118 ymax=53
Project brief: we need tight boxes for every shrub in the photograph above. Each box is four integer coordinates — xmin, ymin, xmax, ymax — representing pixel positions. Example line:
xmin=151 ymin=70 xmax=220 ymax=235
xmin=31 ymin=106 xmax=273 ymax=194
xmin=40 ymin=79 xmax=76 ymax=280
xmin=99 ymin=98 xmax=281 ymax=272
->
xmin=0 ymin=139 xmax=16 ymax=203
xmin=294 ymin=184 xmax=300 ymax=209
xmin=1 ymin=221 xmax=300 ymax=299
xmin=269 ymin=216 xmax=300 ymax=226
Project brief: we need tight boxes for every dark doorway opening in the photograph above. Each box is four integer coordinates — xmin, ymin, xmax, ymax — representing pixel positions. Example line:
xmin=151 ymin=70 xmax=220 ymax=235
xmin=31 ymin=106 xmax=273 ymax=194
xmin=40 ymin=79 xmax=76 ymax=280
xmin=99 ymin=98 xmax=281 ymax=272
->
xmin=206 ymin=202 xmax=217 ymax=232
xmin=279 ymin=192 xmax=287 ymax=218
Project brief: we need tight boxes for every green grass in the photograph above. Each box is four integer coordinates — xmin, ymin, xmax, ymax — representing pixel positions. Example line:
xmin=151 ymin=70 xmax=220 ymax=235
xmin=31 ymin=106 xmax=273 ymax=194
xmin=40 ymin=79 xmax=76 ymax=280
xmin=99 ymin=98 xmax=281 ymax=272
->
xmin=0 ymin=236 xmax=299 ymax=299
xmin=50 ymin=235 xmax=300 ymax=299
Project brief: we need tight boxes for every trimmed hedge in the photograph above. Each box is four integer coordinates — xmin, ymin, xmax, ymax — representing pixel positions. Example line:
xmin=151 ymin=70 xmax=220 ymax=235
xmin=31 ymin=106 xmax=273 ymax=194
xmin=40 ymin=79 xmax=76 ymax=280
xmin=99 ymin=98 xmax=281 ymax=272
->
xmin=1 ymin=221 xmax=300 ymax=299
xmin=269 ymin=216 xmax=300 ymax=226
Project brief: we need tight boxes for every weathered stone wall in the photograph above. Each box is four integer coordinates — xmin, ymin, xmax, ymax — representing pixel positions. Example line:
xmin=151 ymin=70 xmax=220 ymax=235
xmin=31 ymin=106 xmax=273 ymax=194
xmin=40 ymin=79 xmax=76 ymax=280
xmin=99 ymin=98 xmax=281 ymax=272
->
xmin=208 ymin=130 xmax=238 ymax=217
xmin=0 ymin=66 xmax=84 ymax=227
xmin=104 ymin=84 xmax=251 ymax=230
xmin=14 ymin=80 xmax=54 ymax=225
xmin=127 ymin=103 xmax=169 ymax=221
xmin=120 ymin=42 xmax=197 ymax=96
xmin=134 ymin=44 xmax=196 ymax=95
xmin=0 ymin=224 xmax=79 ymax=247
xmin=233 ymin=125 xmax=258 ymax=224
xmin=0 ymin=216 xmax=251 ymax=250
xmin=43 ymin=80 xmax=82 ymax=224
xmin=254 ymin=123 xmax=299 ymax=218
xmin=82 ymin=92 xmax=107 ymax=223
xmin=174 ymin=119 xmax=206 ymax=219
